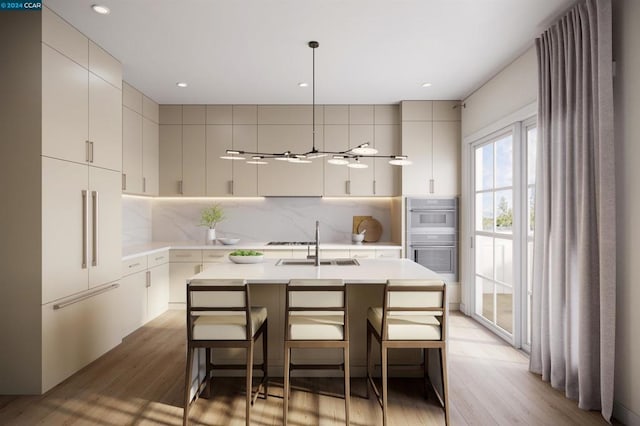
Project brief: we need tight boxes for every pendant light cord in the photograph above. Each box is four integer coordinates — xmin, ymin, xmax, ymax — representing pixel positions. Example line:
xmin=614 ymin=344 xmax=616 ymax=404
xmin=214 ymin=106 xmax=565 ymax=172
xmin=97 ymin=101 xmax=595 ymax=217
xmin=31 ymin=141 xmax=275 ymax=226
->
xmin=311 ymin=41 xmax=316 ymax=152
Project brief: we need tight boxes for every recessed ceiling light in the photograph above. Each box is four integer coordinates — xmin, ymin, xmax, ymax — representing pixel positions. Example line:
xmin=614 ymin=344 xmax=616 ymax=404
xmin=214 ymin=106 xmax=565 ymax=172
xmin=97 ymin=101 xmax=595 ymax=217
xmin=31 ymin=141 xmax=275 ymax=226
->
xmin=91 ymin=4 xmax=110 ymax=15
xmin=176 ymin=82 xmax=188 ymax=88
xmin=421 ymin=82 xmax=432 ymax=88
xmin=298 ymin=82 xmax=309 ymax=87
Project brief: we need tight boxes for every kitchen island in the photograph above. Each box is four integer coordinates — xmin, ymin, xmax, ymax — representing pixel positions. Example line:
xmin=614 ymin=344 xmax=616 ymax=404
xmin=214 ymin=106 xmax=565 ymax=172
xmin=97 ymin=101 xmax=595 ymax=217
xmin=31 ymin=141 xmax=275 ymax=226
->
xmin=185 ymin=257 xmax=445 ymax=395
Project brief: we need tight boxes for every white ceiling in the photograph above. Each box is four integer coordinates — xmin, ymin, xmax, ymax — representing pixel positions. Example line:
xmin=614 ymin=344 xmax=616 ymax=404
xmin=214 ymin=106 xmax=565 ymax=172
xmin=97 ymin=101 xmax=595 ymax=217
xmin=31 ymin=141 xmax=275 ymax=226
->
xmin=44 ymin=0 xmax=574 ymax=105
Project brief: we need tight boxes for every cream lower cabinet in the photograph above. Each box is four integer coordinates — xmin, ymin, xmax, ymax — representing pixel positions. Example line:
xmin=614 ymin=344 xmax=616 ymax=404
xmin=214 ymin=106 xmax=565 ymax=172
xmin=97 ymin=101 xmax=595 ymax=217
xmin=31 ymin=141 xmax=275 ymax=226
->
xmin=42 ymin=157 xmax=122 ymax=304
xmin=41 ymin=281 xmax=122 ymax=393
xmin=120 ymin=269 xmax=148 ymax=337
xmin=169 ymin=263 xmax=202 ymax=304
xmin=147 ymin=263 xmax=170 ymax=320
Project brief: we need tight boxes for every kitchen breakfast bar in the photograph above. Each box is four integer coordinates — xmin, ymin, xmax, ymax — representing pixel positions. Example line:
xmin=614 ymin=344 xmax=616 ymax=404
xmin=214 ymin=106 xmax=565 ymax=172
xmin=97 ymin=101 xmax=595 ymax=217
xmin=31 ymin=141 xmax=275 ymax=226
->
xmin=185 ymin=258 xmax=446 ymax=400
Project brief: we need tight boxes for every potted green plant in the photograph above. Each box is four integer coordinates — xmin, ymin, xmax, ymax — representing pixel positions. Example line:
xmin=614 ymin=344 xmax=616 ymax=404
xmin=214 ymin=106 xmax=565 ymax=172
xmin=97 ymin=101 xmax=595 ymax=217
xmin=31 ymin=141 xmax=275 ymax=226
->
xmin=200 ymin=204 xmax=225 ymax=244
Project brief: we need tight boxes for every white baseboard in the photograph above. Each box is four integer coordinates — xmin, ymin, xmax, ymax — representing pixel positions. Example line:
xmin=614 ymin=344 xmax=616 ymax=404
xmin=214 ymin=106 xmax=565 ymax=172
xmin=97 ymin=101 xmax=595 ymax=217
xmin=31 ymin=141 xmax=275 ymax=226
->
xmin=614 ymin=401 xmax=640 ymax=426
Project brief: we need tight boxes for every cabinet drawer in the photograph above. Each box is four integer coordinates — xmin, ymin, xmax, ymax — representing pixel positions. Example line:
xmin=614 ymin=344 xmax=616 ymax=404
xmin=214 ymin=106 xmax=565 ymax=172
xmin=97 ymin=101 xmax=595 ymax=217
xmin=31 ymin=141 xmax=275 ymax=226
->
xmin=170 ymin=250 xmax=202 ymax=263
xmin=122 ymin=255 xmax=147 ymax=276
xmin=350 ymin=249 xmax=375 ymax=259
xmin=202 ymin=250 xmax=232 ymax=263
xmin=375 ymin=249 xmax=402 ymax=259
xmin=147 ymin=250 xmax=169 ymax=268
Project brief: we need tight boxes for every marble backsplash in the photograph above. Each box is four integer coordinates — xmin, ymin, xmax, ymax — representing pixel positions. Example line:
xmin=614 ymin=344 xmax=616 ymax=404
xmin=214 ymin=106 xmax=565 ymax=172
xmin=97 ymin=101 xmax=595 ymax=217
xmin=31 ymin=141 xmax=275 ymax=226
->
xmin=151 ymin=198 xmax=393 ymax=245
xmin=122 ymin=196 xmax=153 ymax=246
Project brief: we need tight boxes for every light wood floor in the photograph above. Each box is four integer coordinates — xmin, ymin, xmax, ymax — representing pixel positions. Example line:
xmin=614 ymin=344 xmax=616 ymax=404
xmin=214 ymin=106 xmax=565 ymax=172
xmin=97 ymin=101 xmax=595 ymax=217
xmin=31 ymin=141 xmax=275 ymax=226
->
xmin=0 ymin=310 xmax=609 ymax=425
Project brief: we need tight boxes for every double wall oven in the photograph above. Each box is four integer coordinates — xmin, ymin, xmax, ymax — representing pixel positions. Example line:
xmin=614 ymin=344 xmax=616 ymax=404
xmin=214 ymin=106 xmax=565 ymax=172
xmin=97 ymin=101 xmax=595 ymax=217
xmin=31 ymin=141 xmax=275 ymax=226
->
xmin=407 ymin=198 xmax=458 ymax=282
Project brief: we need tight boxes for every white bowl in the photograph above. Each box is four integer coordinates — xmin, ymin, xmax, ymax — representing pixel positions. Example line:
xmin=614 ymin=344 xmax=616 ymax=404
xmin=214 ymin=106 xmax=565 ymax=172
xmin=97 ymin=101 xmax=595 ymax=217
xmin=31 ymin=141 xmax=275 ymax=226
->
xmin=229 ymin=254 xmax=264 ymax=264
xmin=217 ymin=238 xmax=240 ymax=245
xmin=352 ymin=233 xmax=365 ymax=244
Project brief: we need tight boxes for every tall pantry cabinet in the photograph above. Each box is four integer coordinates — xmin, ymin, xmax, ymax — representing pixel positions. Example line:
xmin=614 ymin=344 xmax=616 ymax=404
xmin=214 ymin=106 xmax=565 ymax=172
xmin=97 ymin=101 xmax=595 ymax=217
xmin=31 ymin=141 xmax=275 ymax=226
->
xmin=0 ymin=8 xmax=123 ymax=393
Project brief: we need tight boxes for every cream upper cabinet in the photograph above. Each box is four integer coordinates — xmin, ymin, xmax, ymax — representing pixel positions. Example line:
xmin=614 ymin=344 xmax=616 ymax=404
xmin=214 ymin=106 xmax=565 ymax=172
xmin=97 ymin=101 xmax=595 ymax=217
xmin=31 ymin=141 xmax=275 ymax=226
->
xmin=206 ymin=125 xmax=233 ymax=196
xmin=42 ymin=44 xmax=89 ymax=165
xmin=159 ymin=124 xmax=183 ymax=196
xmin=182 ymin=125 xmax=206 ymax=196
xmin=232 ymin=124 xmax=258 ymax=196
xmin=123 ymin=83 xmax=159 ymax=196
xmin=142 ymin=117 xmax=159 ymax=195
xmin=400 ymin=100 xmax=460 ymax=196
xmin=349 ymin=125 xmax=375 ymax=196
xmin=42 ymin=6 xmax=88 ymax=68
xmin=401 ymin=120 xmax=433 ymax=195
xmin=432 ymin=121 xmax=461 ymax=196
xmin=257 ymin=124 xmax=324 ymax=196
xmin=88 ymin=73 xmax=122 ymax=171
xmin=324 ymin=124 xmax=349 ymax=196
xmin=122 ymin=106 xmax=143 ymax=193
xmin=374 ymin=124 xmax=401 ymax=196
xmin=41 ymin=34 xmax=122 ymax=171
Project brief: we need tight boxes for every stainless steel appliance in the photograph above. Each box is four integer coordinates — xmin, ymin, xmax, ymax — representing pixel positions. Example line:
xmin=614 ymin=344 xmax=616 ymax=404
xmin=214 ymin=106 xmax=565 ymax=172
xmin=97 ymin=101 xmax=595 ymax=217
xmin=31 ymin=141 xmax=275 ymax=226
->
xmin=406 ymin=198 xmax=458 ymax=281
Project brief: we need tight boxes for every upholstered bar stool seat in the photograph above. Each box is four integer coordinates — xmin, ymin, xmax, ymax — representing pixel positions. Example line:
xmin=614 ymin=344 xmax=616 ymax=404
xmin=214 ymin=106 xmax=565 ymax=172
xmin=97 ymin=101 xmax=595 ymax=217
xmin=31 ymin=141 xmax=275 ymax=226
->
xmin=283 ymin=279 xmax=350 ymax=425
xmin=183 ymin=279 xmax=268 ymax=426
xmin=366 ymin=279 xmax=449 ymax=426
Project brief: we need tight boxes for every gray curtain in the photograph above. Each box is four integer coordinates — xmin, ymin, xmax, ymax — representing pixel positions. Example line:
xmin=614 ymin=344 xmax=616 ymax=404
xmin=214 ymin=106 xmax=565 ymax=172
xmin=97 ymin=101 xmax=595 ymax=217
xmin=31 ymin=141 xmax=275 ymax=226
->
xmin=530 ymin=0 xmax=615 ymax=421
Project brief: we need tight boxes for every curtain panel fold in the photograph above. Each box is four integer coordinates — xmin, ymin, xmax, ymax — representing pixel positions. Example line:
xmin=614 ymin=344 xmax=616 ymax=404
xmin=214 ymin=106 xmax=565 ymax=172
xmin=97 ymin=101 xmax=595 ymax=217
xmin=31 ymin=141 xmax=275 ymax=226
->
xmin=530 ymin=0 xmax=615 ymax=421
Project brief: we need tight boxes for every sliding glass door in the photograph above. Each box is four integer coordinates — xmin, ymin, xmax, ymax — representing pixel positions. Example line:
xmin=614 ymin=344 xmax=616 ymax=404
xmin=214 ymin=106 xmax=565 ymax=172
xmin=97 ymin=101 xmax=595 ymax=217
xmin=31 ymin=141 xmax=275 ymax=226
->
xmin=471 ymin=119 xmax=535 ymax=347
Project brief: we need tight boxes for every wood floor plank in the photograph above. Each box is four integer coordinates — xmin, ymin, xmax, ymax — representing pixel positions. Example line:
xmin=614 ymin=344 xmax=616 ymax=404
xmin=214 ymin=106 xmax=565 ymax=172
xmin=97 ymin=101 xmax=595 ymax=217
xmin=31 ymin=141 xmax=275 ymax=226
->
xmin=0 ymin=310 xmax=611 ymax=425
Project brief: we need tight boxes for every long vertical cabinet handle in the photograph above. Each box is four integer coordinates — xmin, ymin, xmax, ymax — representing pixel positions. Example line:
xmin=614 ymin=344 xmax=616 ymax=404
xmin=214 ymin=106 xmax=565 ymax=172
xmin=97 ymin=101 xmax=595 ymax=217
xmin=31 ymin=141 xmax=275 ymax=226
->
xmin=82 ymin=190 xmax=88 ymax=269
xmin=429 ymin=179 xmax=435 ymax=194
xmin=145 ymin=270 xmax=151 ymax=288
xmin=122 ymin=173 xmax=127 ymax=191
xmin=346 ymin=180 xmax=351 ymax=195
xmin=143 ymin=177 xmax=146 ymax=193
xmin=178 ymin=180 xmax=183 ymax=195
xmin=373 ymin=180 xmax=377 ymax=195
xmin=90 ymin=142 xmax=95 ymax=163
xmin=85 ymin=141 xmax=91 ymax=163
xmin=228 ymin=180 xmax=234 ymax=195
xmin=91 ymin=191 xmax=98 ymax=267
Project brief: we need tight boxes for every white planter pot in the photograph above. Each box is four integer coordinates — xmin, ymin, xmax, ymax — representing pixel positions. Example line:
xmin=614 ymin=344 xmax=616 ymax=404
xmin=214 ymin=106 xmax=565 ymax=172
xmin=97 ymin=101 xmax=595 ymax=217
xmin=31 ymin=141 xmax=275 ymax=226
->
xmin=206 ymin=228 xmax=216 ymax=245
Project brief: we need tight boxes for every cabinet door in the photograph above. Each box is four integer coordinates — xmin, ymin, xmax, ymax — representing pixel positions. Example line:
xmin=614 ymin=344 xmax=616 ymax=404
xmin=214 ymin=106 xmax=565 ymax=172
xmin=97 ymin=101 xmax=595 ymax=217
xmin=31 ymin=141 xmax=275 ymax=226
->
xmin=88 ymin=167 xmax=122 ymax=288
xmin=257 ymin=125 xmax=323 ymax=196
xmin=42 ymin=158 xmax=89 ymax=304
xmin=122 ymin=107 xmax=143 ymax=194
xmin=350 ymin=249 xmax=375 ymax=259
xmin=401 ymin=121 xmax=432 ymax=195
xmin=41 ymin=282 xmax=122 ymax=393
xmin=142 ymin=117 xmax=159 ymax=195
xmin=42 ymin=44 xmax=88 ymax=165
xmin=232 ymin=125 xmax=258 ymax=196
xmin=89 ymin=73 xmax=122 ymax=172
xmin=148 ymin=264 xmax=170 ymax=321
xmin=373 ymin=124 xmax=401 ymax=196
xmin=119 ymin=271 xmax=147 ymax=337
xmin=323 ymin=125 xmax=349 ymax=196
xmin=349 ymin=125 xmax=374 ymax=196
xmin=182 ymin=125 xmax=206 ymax=196
xmin=432 ymin=121 xmax=461 ymax=196
xmin=159 ymin=125 xmax=183 ymax=195
xmin=206 ymin=125 xmax=233 ymax=196
xmin=169 ymin=262 xmax=202 ymax=304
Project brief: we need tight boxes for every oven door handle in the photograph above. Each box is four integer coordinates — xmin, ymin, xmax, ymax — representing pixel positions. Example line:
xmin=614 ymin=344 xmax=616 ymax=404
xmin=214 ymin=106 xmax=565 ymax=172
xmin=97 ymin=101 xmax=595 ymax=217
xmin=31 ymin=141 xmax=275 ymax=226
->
xmin=410 ymin=245 xmax=456 ymax=249
xmin=409 ymin=209 xmax=456 ymax=213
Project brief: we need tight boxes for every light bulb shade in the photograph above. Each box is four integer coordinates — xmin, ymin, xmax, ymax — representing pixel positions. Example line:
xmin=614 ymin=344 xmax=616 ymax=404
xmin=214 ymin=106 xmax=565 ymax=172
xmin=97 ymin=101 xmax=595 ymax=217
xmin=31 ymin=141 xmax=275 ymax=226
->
xmin=246 ymin=160 xmax=268 ymax=165
xmin=274 ymin=157 xmax=291 ymax=161
xmin=220 ymin=155 xmax=245 ymax=160
xmin=350 ymin=147 xmax=378 ymax=155
xmin=388 ymin=159 xmax=412 ymax=166
xmin=347 ymin=161 xmax=369 ymax=169
xmin=307 ymin=153 xmax=328 ymax=159
xmin=288 ymin=158 xmax=312 ymax=164
xmin=328 ymin=158 xmax=349 ymax=165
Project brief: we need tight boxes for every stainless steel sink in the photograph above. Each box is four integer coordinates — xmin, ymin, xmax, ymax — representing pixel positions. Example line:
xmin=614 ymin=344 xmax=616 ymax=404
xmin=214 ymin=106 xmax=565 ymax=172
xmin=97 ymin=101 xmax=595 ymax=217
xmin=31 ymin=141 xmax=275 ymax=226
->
xmin=276 ymin=258 xmax=360 ymax=266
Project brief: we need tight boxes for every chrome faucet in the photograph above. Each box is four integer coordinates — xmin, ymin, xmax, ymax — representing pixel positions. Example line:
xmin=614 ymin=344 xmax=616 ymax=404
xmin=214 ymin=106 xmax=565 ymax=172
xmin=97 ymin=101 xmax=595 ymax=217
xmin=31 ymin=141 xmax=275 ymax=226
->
xmin=315 ymin=220 xmax=320 ymax=266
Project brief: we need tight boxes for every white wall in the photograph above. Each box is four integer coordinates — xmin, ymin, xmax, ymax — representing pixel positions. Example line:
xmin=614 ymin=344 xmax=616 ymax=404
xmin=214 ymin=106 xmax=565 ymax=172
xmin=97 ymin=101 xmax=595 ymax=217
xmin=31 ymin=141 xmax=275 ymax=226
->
xmin=613 ymin=0 xmax=640 ymax=423
xmin=461 ymin=46 xmax=538 ymax=138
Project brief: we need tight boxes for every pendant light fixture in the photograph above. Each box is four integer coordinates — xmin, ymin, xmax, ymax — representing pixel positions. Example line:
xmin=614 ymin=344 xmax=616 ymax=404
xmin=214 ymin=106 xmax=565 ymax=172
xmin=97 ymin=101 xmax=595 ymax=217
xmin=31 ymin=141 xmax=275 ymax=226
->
xmin=221 ymin=41 xmax=411 ymax=167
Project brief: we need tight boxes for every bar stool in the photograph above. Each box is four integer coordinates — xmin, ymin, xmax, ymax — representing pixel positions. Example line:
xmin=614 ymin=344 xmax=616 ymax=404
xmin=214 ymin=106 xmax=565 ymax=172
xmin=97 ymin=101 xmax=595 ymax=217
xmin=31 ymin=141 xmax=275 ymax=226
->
xmin=366 ymin=279 xmax=448 ymax=425
xmin=283 ymin=279 xmax=350 ymax=425
xmin=183 ymin=279 xmax=268 ymax=426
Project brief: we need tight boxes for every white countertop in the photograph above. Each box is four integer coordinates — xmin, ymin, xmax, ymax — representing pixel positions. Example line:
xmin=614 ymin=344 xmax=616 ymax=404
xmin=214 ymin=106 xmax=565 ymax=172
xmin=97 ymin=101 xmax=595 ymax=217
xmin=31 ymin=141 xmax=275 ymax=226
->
xmin=122 ymin=241 xmax=402 ymax=260
xmin=188 ymin=258 xmax=440 ymax=284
